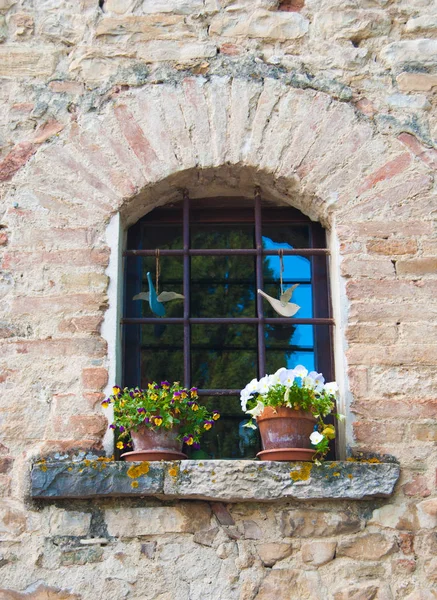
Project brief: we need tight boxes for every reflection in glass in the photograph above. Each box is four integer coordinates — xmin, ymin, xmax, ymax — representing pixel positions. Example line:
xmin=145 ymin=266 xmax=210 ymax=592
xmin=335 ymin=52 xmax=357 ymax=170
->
xmin=191 ymin=325 xmax=257 ymax=389
xmin=191 ymin=225 xmax=253 ymax=249
xmin=137 ymin=325 xmax=184 ymax=388
xmin=185 ymin=396 xmax=261 ymax=459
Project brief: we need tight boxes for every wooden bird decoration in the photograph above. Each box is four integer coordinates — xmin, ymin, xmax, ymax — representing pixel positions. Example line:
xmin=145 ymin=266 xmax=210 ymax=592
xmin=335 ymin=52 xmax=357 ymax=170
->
xmin=257 ymin=284 xmax=300 ymax=317
xmin=133 ymin=272 xmax=184 ymax=317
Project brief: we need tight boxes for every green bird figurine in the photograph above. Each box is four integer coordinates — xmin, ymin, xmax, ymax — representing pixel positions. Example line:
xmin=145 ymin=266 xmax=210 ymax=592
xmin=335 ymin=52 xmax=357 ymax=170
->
xmin=133 ymin=272 xmax=184 ymax=317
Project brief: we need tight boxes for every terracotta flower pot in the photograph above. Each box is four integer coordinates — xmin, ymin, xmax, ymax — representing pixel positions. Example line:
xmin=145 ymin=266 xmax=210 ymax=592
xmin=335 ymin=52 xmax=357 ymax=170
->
xmin=256 ymin=406 xmax=317 ymax=461
xmin=121 ymin=425 xmax=187 ymax=462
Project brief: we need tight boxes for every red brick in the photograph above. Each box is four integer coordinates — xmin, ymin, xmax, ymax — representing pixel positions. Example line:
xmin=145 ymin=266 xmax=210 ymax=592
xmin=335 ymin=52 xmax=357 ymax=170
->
xmin=366 ymin=239 xmax=418 ymax=256
xmin=398 ymin=133 xmax=437 ymax=170
xmin=354 ymin=421 xmax=406 ymax=444
xmin=352 ymin=399 xmax=437 ymax=419
xmin=9 ymin=227 xmax=97 ymax=250
xmin=58 ymin=316 xmax=103 ymax=335
xmin=114 ymin=104 xmax=159 ymax=173
xmin=355 ymin=97 xmax=377 ymax=117
xmin=0 ymin=142 xmax=36 ymax=182
xmin=82 ymin=367 xmax=108 ymax=390
xmin=0 ymin=338 xmax=107 ymax=358
xmin=348 ymin=366 xmax=369 ymax=398
xmin=397 ymin=258 xmax=437 ymax=276
xmin=68 ymin=415 xmax=107 ymax=438
xmin=10 ymin=102 xmax=33 ymax=113
xmin=0 ymin=368 xmax=14 ymax=384
xmin=0 ymin=232 xmax=7 ymax=246
xmin=346 ymin=324 xmax=398 ymax=345
xmin=340 ymin=257 xmax=394 ymax=278
xmin=0 ymin=456 xmax=13 ymax=474
xmin=2 ymin=248 xmax=110 ymax=269
xmin=399 ymin=532 xmax=414 ymax=554
xmin=358 ymin=153 xmax=412 ymax=195
xmin=11 ymin=294 xmax=107 ymax=315
xmin=347 ymin=280 xmax=437 ymax=301
xmin=49 ymin=80 xmax=85 ymax=95
xmin=33 ymin=119 xmax=64 ymax=144
xmin=40 ymin=439 xmax=103 ymax=456
xmin=403 ymin=475 xmax=431 ymax=498
xmin=421 ymin=241 xmax=437 ymax=255
xmin=337 ymin=221 xmax=433 ymax=238
xmin=347 ymin=344 xmax=436 ymax=366
xmin=349 ymin=302 xmax=437 ymax=323
xmin=219 ymin=43 xmax=241 ymax=56
xmin=84 ymin=392 xmax=105 ymax=409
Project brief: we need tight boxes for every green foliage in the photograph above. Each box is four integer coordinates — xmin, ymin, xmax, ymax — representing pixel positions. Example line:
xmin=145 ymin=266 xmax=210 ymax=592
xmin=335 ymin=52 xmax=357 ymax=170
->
xmin=105 ymin=383 xmax=220 ymax=447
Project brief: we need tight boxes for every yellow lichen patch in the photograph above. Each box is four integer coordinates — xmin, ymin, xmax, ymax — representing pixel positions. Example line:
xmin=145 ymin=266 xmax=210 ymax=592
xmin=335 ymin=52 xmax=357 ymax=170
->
xmin=183 ymin=469 xmax=189 ymax=474
xmin=83 ymin=459 xmax=91 ymax=467
xmin=290 ymin=462 xmax=313 ymax=482
xmin=131 ymin=480 xmax=139 ymax=488
xmin=40 ymin=464 xmax=47 ymax=472
xmin=329 ymin=462 xmax=338 ymax=469
xmin=127 ymin=461 xmax=150 ymax=479
xmin=168 ymin=466 xmax=178 ymax=478
xmin=68 ymin=467 xmax=73 ymax=472
xmin=347 ymin=474 xmax=353 ymax=479
xmin=332 ymin=472 xmax=341 ymax=477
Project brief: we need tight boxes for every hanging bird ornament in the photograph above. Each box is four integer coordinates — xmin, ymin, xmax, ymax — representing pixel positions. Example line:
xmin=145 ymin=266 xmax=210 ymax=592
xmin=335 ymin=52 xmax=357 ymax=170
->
xmin=133 ymin=252 xmax=184 ymax=317
xmin=257 ymin=250 xmax=301 ymax=317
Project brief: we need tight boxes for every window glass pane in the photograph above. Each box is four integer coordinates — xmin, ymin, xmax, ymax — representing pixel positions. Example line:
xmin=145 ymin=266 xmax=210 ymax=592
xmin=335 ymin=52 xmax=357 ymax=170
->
xmin=265 ymin=323 xmax=315 ymax=373
xmin=262 ymin=224 xmax=310 ymax=249
xmin=191 ymin=325 xmax=257 ymax=389
xmin=191 ymin=255 xmax=256 ymax=318
xmin=125 ymin=256 xmax=184 ymax=318
xmin=140 ymin=224 xmax=183 ymax=250
xmin=191 ymin=224 xmax=253 ymax=249
xmin=124 ymin=324 xmax=184 ymax=388
xmin=263 ymin=254 xmax=311 ymax=283
xmin=261 ymin=283 xmax=313 ymax=319
xmin=185 ymin=396 xmax=261 ymax=459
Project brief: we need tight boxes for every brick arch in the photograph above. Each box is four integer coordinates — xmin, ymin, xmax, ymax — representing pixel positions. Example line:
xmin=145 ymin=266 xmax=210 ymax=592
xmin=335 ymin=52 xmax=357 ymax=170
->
xmin=5 ymin=75 xmax=420 ymax=232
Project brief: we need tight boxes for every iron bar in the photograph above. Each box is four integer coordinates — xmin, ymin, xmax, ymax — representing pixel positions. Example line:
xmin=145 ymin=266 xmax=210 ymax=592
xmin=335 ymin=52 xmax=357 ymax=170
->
xmin=197 ymin=389 xmax=241 ymax=396
xmin=122 ymin=317 xmax=335 ymax=325
xmin=183 ymin=190 xmax=191 ymax=389
xmin=124 ymin=248 xmax=330 ymax=256
xmin=254 ymin=188 xmax=266 ymax=378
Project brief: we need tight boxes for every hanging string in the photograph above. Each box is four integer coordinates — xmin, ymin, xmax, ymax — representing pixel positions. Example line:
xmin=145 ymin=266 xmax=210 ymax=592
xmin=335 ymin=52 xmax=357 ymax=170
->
xmin=155 ymin=249 xmax=160 ymax=294
xmin=279 ymin=248 xmax=284 ymax=296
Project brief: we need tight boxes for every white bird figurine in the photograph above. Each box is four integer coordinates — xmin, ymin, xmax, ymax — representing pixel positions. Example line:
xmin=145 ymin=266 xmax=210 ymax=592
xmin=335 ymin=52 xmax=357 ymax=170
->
xmin=257 ymin=283 xmax=300 ymax=317
xmin=133 ymin=272 xmax=184 ymax=317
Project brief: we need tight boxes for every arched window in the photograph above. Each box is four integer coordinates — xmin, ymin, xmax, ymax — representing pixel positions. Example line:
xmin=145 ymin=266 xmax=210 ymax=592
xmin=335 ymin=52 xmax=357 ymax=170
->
xmin=122 ymin=192 xmax=334 ymax=459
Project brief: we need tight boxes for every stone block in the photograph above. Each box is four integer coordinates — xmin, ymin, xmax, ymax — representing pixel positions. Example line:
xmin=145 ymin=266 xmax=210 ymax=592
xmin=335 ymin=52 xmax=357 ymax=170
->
xmin=10 ymin=13 xmax=34 ymax=38
xmin=366 ymin=239 xmax=418 ymax=256
xmin=381 ymin=39 xmax=437 ymax=68
xmin=256 ymin=543 xmax=293 ymax=567
xmin=0 ymin=584 xmax=80 ymax=600
xmin=105 ymin=505 xmax=211 ymax=537
xmin=334 ymin=586 xmax=379 ymax=600
xmin=136 ymin=40 xmax=217 ymax=62
xmin=396 ymin=72 xmax=437 ymax=92
xmin=313 ymin=10 xmax=391 ymax=40
xmin=369 ymin=503 xmax=418 ymax=531
xmin=337 ymin=533 xmax=398 ymax=560
xmin=106 ymin=0 xmax=206 ymax=13
xmin=96 ymin=15 xmax=195 ymax=40
xmin=0 ymin=46 xmax=58 ymax=77
xmin=405 ymin=14 xmax=437 ymax=34
xmin=301 ymin=540 xmax=336 ymax=566
xmin=47 ymin=508 xmax=91 ymax=536
xmin=60 ymin=546 xmax=104 ymax=566
xmin=209 ymin=9 xmax=309 ymax=40
xmin=193 ymin=527 xmax=219 ymax=547
xmin=397 ymin=258 xmax=437 ymax=276
xmin=386 ymin=93 xmax=431 ymax=111
xmin=279 ymin=509 xmax=362 ymax=537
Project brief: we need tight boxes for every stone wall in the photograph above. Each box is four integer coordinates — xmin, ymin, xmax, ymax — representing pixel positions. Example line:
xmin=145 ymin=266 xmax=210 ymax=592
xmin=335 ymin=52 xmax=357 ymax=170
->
xmin=0 ymin=0 xmax=436 ymax=598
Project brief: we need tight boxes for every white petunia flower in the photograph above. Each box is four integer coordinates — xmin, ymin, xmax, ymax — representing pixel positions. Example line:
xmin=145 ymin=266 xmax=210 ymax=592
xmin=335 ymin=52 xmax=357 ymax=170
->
xmin=243 ymin=420 xmax=258 ymax=430
xmin=303 ymin=376 xmax=316 ymax=389
xmin=246 ymin=400 xmax=265 ymax=418
xmin=240 ymin=389 xmax=250 ymax=412
xmin=257 ymin=376 xmax=271 ymax=395
xmin=279 ymin=368 xmax=297 ymax=387
xmin=310 ymin=431 xmax=324 ymax=445
xmin=324 ymin=382 xmax=339 ymax=396
xmin=294 ymin=365 xmax=309 ymax=378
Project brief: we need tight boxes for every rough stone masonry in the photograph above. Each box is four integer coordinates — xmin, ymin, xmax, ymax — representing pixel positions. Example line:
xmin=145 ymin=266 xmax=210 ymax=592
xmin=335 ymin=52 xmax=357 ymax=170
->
xmin=0 ymin=0 xmax=436 ymax=598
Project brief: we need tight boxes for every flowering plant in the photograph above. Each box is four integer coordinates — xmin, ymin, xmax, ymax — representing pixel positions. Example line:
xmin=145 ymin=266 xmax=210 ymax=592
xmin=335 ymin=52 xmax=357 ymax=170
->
xmin=103 ymin=382 xmax=220 ymax=450
xmin=240 ymin=365 xmax=342 ymax=460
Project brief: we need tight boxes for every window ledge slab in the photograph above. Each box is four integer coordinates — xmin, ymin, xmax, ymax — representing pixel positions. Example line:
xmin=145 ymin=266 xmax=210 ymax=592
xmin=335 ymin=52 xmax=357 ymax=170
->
xmin=31 ymin=459 xmax=399 ymax=502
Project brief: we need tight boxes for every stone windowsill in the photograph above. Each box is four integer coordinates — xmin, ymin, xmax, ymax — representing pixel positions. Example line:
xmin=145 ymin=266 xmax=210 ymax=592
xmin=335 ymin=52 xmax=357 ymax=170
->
xmin=31 ymin=459 xmax=400 ymax=502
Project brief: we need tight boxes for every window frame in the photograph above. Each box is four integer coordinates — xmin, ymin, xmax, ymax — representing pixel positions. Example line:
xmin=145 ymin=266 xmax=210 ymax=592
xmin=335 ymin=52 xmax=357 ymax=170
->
xmin=121 ymin=191 xmax=335 ymax=402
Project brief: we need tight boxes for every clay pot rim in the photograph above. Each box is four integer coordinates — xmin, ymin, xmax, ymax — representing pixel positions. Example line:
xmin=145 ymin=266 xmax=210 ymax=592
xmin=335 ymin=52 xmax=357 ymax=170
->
xmin=256 ymin=405 xmax=317 ymax=423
